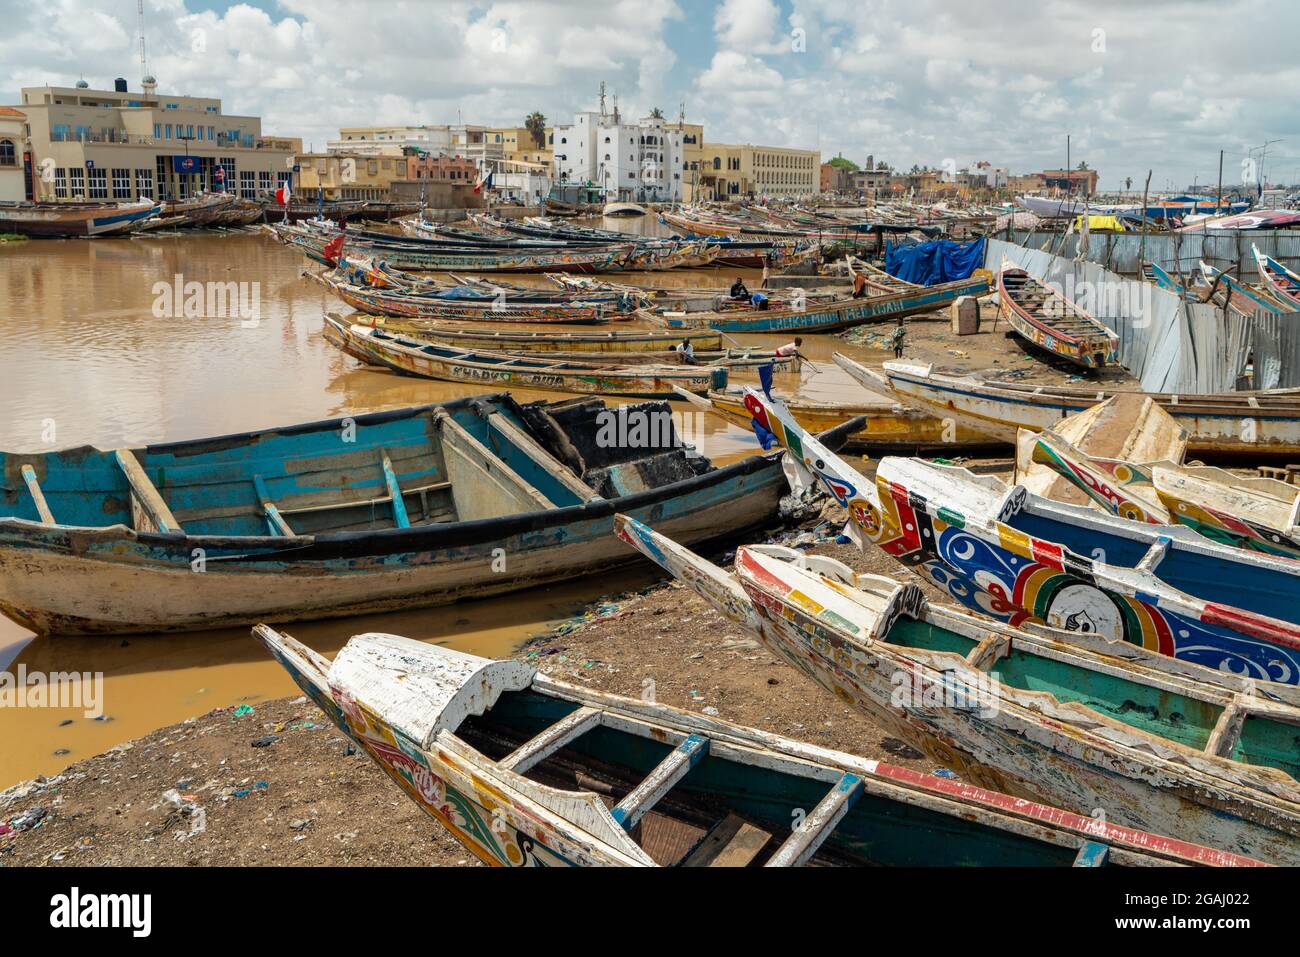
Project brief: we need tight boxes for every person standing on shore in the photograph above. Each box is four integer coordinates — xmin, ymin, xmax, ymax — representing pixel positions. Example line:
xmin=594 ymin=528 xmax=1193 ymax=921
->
xmin=891 ymin=321 xmax=906 ymax=358
xmin=761 ymin=256 xmax=771 ymax=289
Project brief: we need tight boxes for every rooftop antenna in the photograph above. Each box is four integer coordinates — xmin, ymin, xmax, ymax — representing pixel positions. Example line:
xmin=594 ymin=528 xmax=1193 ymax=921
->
xmin=678 ymin=100 xmax=685 ymax=125
xmin=137 ymin=0 xmax=149 ymax=85
xmin=598 ymin=81 xmax=607 ymax=118
xmin=612 ymin=93 xmax=619 ymax=125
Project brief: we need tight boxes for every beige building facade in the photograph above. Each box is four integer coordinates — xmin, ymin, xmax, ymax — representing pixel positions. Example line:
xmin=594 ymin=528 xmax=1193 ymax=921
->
xmin=10 ymin=80 xmax=296 ymax=202
xmin=698 ymin=142 xmax=820 ymax=199
xmin=0 ymin=106 xmax=27 ymax=201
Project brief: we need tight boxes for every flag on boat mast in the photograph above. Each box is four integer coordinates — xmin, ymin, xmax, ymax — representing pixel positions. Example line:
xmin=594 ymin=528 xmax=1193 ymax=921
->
xmin=275 ymin=183 xmax=292 ymax=205
xmin=473 ymin=170 xmax=494 ymax=194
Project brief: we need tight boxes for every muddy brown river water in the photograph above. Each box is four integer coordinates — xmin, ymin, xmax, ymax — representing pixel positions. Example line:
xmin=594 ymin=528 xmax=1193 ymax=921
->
xmin=0 ymin=224 xmax=912 ymax=787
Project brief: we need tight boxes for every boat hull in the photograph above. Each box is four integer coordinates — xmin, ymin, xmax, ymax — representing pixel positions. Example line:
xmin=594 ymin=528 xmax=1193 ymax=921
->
xmin=663 ymin=277 xmax=989 ymax=333
xmin=0 ymin=200 xmax=158 ymax=238
xmin=0 ymin=458 xmax=783 ymax=636
xmin=877 ymin=363 xmax=1300 ymax=456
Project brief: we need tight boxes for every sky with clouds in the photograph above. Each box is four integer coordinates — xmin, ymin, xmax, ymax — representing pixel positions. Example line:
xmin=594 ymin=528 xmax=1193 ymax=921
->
xmin=3 ymin=0 xmax=1298 ymax=191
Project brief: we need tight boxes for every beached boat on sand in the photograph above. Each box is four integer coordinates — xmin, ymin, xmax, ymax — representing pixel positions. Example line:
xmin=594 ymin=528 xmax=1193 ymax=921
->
xmin=615 ymin=516 xmax=1296 ymax=864
xmin=0 ymin=395 xmax=789 ymax=636
xmin=253 ymin=623 xmax=1269 ymax=866
xmin=843 ymin=358 xmax=1300 ymax=457
xmin=739 ymin=387 xmax=1300 ymax=684
xmin=673 ymin=386 xmax=995 ymax=452
xmin=322 ymin=316 xmax=728 ymax=399
xmin=996 ymin=263 xmax=1120 ymax=370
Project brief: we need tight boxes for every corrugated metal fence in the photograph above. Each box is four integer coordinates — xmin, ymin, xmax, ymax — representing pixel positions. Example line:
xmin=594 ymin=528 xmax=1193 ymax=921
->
xmin=984 ymin=238 xmax=1300 ymax=392
xmin=1003 ymin=228 xmax=1300 ymax=279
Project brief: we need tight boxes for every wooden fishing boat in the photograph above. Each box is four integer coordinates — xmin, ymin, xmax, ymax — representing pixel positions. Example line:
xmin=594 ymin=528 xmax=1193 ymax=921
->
xmin=660 ymin=274 xmax=989 ymax=334
xmin=322 ymin=276 xmax=613 ymax=325
xmin=846 ymin=358 xmax=1300 ymax=456
xmin=0 ymin=199 xmax=159 ymax=238
xmin=1252 ymin=244 xmax=1300 ymax=309
xmin=253 ymin=623 xmax=1269 ymax=866
xmin=615 ymin=516 xmax=1295 ymax=864
xmin=0 ymin=394 xmax=789 ymax=636
xmin=325 ymin=313 xmax=721 ymax=354
xmin=737 ymin=387 xmax=1300 ymax=684
xmin=673 ymin=387 xmax=995 ymax=452
xmin=1198 ymin=261 xmax=1289 ymax=314
xmin=162 ymin=192 xmax=237 ymax=228
xmin=322 ymin=317 xmax=728 ymax=399
xmin=996 ymin=263 xmax=1120 ymax=370
xmin=341 ymin=320 xmax=793 ymax=370
xmin=1027 ymin=430 xmax=1300 ymax=561
xmin=257 ymin=198 xmax=369 ymax=224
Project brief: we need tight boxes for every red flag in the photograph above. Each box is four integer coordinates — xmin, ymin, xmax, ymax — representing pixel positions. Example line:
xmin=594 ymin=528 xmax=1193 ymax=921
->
xmin=322 ymin=234 xmax=344 ymax=266
xmin=275 ymin=184 xmax=292 ymax=205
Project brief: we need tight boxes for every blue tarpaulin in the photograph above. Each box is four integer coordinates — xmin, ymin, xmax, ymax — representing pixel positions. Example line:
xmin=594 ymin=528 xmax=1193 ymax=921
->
xmin=884 ymin=236 xmax=986 ymax=286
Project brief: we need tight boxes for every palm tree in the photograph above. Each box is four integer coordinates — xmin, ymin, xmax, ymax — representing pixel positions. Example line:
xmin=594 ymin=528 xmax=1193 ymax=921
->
xmin=525 ymin=111 xmax=547 ymax=149
xmin=650 ymin=107 xmax=664 ymax=119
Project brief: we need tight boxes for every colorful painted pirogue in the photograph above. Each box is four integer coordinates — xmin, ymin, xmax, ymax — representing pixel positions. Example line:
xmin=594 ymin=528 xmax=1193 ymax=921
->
xmin=0 ymin=394 xmax=787 ymax=635
xmin=322 ymin=316 xmax=728 ymax=399
xmin=1253 ymin=244 xmax=1300 ymax=308
xmin=615 ymin=516 xmax=1296 ymax=865
xmin=845 ymin=358 xmax=1300 ymax=456
xmin=739 ymin=387 xmax=1300 ymax=684
xmin=253 ymin=623 xmax=1270 ymax=866
xmin=996 ymin=263 xmax=1120 ymax=370
xmin=659 ymin=274 xmax=990 ymax=334
xmin=1198 ymin=260 xmax=1290 ymax=314
xmin=1027 ymin=429 xmax=1300 ymax=561
xmin=673 ymin=386 xmax=996 ymax=452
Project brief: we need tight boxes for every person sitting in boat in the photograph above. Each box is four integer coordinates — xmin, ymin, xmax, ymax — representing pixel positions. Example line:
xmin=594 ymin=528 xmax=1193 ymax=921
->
xmin=852 ymin=272 xmax=869 ymax=298
xmin=775 ymin=337 xmax=804 ymax=360
xmin=675 ymin=340 xmax=697 ymax=365
xmin=730 ymin=277 xmax=751 ymax=301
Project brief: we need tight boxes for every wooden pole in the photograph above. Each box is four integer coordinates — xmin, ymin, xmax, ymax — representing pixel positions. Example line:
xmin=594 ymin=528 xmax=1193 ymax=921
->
xmin=1139 ymin=169 xmax=1152 ymax=270
xmin=1216 ymin=150 xmax=1224 ymax=215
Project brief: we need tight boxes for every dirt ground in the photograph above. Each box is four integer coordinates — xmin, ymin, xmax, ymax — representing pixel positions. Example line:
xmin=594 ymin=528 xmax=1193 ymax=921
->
xmin=0 ymin=500 xmax=956 ymax=868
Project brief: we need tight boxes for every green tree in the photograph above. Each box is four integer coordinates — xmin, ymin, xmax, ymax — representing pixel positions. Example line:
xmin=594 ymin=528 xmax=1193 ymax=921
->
xmin=525 ymin=111 xmax=547 ymax=149
xmin=650 ymin=107 xmax=665 ymax=119
xmin=827 ymin=155 xmax=859 ymax=171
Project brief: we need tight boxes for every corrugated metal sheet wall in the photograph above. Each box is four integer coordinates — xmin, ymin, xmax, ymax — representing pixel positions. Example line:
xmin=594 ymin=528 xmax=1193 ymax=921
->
xmin=985 ymin=238 xmax=1300 ymax=392
xmin=1003 ymin=228 xmax=1300 ymax=278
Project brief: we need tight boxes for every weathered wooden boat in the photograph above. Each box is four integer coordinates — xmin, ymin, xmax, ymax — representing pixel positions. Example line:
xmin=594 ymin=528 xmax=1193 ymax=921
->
xmin=257 ymin=197 xmax=369 ymax=224
xmin=673 ymin=386 xmax=995 ymax=452
xmin=0 ymin=395 xmax=790 ymax=636
xmin=1027 ymin=430 xmax=1300 ymax=561
xmin=0 ymin=199 xmax=159 ymax=238
xmin=996 ymin=263 xmax=1120 ymax=370
xmin=660 ymin=275 xmax=989 ymax=334
xmin=162 ymin=192 xmax=237 ymax=228
xmin=846 ymin=358 xmax=1300 ymax=457
xmin=322 ymin=275 xmax=613 ymax=324
xmin=1253 ymin=244 xmax=1300 ymax=309
xmin=1198 ymin=261 xmax=1290 ymax=314
xmin=615 ymin=516 xmax=1295 ymax=864
xmin=322 ymin=316 xmax=728 ymax=398
xmin=738 ymin=387 xmax=1300 ymax=684
xmin=253 ymin=623 xmax=1269 ymax=866
xmin=325 ymin=313 xmax=721 ymax=354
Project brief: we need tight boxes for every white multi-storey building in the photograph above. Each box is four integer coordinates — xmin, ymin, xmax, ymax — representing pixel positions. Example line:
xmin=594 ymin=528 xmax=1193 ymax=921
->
xmin=552 ymin=111 xmax=685 ymax=202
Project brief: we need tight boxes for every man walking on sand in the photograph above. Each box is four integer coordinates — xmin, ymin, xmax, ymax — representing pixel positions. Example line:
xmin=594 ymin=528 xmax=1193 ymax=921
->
xmin=891 ymin=321 xmax=906 ymax=359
